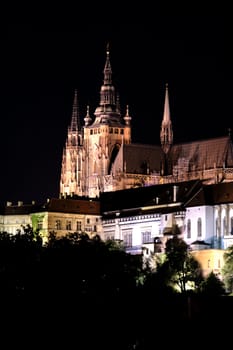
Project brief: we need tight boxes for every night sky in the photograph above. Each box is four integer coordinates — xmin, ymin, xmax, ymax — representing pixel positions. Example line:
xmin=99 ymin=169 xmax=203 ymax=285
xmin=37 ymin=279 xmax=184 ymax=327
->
xmin=2 ymin=12 xmax=232 ymax=205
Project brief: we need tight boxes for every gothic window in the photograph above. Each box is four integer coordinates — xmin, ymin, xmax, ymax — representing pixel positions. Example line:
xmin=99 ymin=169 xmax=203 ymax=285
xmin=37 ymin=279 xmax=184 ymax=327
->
xmin=142 ymin=231 xmax=151 ymax=243
xmin=216 ymin=218 xmax=220 ymax=237
xmin=120 ymin=129 xmax=124 ymax=134
xmin=109 ymin=128 xmax=113 ymax=133
xmin=223 ymin=216 xmax=227 ymax=236
xmin=86 ymin=218 xmax=90 ymax=224
xmin=197 ymin=218 xmax=202 ymax=237
xmin=187 ymin=219 xmax=191 ymax=238
xmin=114 ymin=128 xmax=119 ymax=134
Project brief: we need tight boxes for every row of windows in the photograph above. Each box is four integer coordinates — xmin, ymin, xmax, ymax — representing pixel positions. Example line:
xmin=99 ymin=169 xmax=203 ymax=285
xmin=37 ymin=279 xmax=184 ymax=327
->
xmin=186 ymin=218 xmax=202 ymax=238
xmin=216 ymin=217 xmax=233 ymax=236
xmin=51 ymin=219 xmax=97 ymax=232
xmin=122 ymin=230 xmax=152 ymax=248
xmin=186 ymin=217 xmax=233 ymax=238
xmin=90 ymin=128 xmax=124 ymax=135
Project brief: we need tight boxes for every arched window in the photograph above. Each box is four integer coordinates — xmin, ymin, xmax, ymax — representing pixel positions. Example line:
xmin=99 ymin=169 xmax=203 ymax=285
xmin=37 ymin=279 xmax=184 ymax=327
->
xmin=187 ymin=219 xmax=191 ymax=238
xmin=197 ymin=218 xmax=202 ymax=237
xmin=223 ymin=216 xmax=227 ymax=236
xmin=216 ymin=217 xmax=220 ymax=237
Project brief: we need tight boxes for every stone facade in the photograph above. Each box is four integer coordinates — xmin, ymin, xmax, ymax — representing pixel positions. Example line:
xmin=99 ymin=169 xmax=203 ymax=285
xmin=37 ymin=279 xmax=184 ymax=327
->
xmin=60 ymin=46 xmax=233 ymax=199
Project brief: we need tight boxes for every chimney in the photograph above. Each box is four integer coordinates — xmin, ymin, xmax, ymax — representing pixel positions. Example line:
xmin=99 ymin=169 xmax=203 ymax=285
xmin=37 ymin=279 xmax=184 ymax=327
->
xmin=173 ymin=185 xmax=178 ymax=202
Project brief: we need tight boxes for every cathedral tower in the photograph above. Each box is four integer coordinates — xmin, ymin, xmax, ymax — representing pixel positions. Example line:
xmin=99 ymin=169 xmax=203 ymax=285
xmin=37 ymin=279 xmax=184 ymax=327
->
xmin=60 ymin=46 xmax=233 ymax=198
xmin=60 ymin=90 xmax=82 ymax=197
xmin=82 ymin=44 xmax=131 ymax=197
xmin=60 ymin=45 xmax=132 ymax=198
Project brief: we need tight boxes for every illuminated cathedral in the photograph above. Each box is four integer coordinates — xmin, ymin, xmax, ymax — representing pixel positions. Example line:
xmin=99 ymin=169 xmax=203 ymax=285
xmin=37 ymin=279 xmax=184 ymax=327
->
xmin=60 ymin=46 xmax=233 ymax=199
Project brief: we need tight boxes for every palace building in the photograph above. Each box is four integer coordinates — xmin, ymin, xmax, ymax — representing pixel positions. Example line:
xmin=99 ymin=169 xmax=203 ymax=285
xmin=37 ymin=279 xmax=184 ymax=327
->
xmin=59 ymin=45 xmax=233 ymax=199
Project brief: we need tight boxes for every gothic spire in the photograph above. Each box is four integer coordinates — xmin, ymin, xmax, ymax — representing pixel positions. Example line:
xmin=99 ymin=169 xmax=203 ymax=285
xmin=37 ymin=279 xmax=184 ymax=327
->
xmin=160 ymin=83 xmax=173 ymax=154
xmin=103 ymin=42 xmax=112 ymax=85
xmin=93 ymin=43 xmax=122 ymax=125
xmin=69 ymin=89 xmax=80 ymax=132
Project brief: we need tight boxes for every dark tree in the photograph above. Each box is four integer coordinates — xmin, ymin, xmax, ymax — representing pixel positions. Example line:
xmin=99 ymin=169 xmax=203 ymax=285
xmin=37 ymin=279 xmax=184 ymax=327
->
xmin=199 ymin=271 xmax=225 ymax=296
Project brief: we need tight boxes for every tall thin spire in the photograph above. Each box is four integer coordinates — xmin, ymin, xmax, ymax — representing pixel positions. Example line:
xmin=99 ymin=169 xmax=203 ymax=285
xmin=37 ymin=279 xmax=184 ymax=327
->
xmin=103 ymin=42 xmax=112 ymax=85
xmin=160 ymin=83 xmax=173 ymax=154
xmin=93 ymin=43 xmax=121 ymax=125
xmin=69 ymin=89 xmax=80 ymax=132
xmin=163 ymin=83 xmax=171 ymax=123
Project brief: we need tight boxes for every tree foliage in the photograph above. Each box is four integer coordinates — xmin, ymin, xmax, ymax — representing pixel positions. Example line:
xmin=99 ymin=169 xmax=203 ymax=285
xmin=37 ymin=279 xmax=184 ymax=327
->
xmin=164 ymin=236 xmax=203 ymax=293
xmin=222 ymin=244 xmax=233 ymax=294
xmin=0 ymin=228 xmax=144 ymax=301
xmin=199 ymin=271 xmax=225 ymax=296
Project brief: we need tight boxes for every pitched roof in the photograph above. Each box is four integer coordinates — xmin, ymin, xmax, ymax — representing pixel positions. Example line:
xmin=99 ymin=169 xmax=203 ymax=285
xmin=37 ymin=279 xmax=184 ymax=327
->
xmin=184 ymin=181 xmax=233 ymax=207
xmin=100 ymin=179 xmax=202 ymax=215
xmin=123 ymin=143 xmax=162 ymax=174
xmin=44 ymin=198 xmax=100 ymax=215
xmin=207 ymin=182 xmax=233 ymax=204
xmin=170 ymin=136 xmax=233 ymax=170
xmin=1 ymin=203 xmax=42 ymax=215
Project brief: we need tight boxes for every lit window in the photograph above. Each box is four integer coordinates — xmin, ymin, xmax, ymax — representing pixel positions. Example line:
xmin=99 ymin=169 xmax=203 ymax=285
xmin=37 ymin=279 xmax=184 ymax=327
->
xmin=76 ymin=221 xmax=82 ymax=231
xmin=55 ymin=220 xmax=61 ymax=230
xmin=142 ymin=231 xmax=151 ymax=243
xmin=66 ymin=220 xmax=72 ymax=230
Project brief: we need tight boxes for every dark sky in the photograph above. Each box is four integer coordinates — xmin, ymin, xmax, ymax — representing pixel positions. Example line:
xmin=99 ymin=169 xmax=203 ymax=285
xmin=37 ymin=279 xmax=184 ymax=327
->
xmin=1 ymin=13 xmax=232 ymax=205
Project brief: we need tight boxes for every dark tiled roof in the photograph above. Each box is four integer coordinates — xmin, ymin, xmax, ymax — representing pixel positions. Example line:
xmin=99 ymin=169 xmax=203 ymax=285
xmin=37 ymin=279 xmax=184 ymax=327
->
xmin=0 ymin=198 xmax=101 ymax=216
xmin=170 ymin=136 xmax=233 ymax=170
xmin=204 ymin=182 xmax=233 ymax=204
xmin=2 ymin=203 xmax=42 ymax=215
xmin=186 ymin=181 xmax=233 ymax=207
xmin=100 ymin=179 xmax=202 ymax=214
xmin=123 ymin=143 xmax=162 ymax=174
xmin=44 ymin=198 xmax=100 ymax=215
